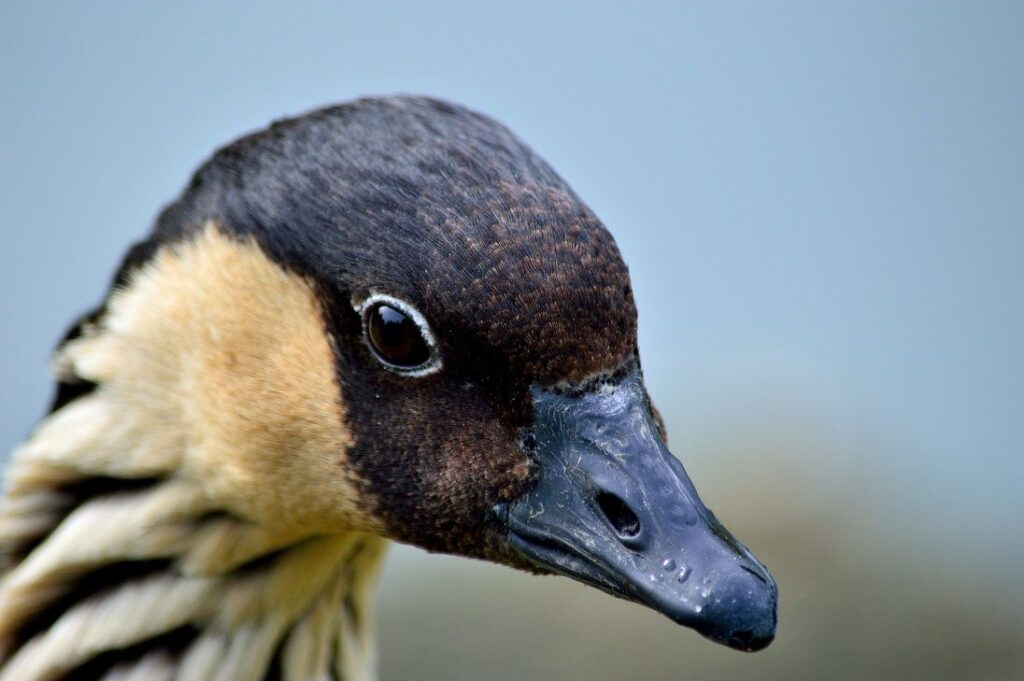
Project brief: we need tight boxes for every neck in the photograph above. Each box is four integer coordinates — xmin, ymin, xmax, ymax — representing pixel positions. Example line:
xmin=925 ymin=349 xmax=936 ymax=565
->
xmin=0 ymin=226 xmax=401 ymax=679
xmin=1 ymin=226 xmax=396 ymax=679
xmin=0 ymin=435 xmax=388 ymax=680
xmin=0 ymin=341 xmax=388 ymax=680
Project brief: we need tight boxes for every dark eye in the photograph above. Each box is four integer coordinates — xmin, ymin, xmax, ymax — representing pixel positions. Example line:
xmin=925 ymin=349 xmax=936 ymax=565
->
xmin=362 ymin=298 xmax=438 ymax=374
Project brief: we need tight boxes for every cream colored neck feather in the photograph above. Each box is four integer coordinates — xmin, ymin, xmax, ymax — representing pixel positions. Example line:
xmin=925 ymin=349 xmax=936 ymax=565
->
xmin=0 ymin=436 xmax=387 ymax=681
xmin=0 ymin=226 xmax=391 ymax=680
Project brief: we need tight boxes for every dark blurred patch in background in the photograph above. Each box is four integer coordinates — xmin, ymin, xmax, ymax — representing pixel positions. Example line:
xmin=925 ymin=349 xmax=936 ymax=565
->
xmin=2 ymin=2 xmax=1021 ymax=679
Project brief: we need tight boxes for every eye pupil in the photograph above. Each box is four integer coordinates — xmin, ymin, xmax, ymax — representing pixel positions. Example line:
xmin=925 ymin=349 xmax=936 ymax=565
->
xmin=366 ymin=303 xmax=432 ymax=369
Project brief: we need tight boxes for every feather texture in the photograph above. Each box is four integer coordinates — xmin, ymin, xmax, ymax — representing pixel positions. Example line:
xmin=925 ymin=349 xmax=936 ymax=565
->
xmin=0 ymin=226 xmax=388 ymax=680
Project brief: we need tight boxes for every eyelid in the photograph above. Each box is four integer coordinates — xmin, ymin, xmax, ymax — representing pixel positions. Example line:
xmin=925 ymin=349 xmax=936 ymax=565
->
xmin=358 ymin=292 xmax=443 ymax=377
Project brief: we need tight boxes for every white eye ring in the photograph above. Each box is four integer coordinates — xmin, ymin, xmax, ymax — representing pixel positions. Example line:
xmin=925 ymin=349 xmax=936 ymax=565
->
xmin=354 ymin=292 xmax=442 ymax=377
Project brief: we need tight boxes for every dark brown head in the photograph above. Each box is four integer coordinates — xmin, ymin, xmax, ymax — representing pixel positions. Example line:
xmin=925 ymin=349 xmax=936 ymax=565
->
xmin=121 ymin=96 xmax=776 ymax=650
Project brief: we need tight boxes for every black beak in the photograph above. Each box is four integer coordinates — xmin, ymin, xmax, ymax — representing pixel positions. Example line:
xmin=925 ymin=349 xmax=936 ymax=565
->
xmin=495 ymin=368 xmax=778 ymax=651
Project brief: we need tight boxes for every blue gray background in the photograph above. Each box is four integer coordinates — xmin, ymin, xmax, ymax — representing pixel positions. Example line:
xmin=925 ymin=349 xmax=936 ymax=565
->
xmin=2 ymin=2 xmax=1022 ymax=679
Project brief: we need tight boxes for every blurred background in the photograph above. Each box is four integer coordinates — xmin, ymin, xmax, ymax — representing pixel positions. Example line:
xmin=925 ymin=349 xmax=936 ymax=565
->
xmin=2 ymin=2 xmax=1022 ymax=679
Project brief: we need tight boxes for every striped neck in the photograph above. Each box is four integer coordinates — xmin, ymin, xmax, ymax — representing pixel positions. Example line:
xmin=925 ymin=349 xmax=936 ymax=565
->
xmin=0 ymin=224 xmax=397 ymax=679
xmin=0 ymin=392 xmax=388 ymax=681
xmin=0 ymin=465 xmax=387 ymax=681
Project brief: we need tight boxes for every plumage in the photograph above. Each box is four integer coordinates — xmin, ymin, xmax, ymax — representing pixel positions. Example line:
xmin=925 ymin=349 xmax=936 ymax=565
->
xmin=1 ymin=95 xmax=777 ymax=680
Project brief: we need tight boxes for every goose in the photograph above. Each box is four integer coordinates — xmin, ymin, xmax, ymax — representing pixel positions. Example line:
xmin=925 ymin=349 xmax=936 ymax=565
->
xmin=0 ymin=96 xmax=778 ymax=681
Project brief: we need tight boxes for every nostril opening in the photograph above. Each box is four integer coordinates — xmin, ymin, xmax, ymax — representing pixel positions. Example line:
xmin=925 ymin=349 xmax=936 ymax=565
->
xmin=595 ymin=491 xmax=641 ymax=539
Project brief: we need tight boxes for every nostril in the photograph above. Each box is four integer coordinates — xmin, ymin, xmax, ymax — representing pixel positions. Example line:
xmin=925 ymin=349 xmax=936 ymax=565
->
xmin=595 ymin=491 xmax=641 ymax=540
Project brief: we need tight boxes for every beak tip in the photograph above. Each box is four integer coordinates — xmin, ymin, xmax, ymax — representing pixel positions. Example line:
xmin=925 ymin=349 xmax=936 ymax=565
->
xmin=695 ymin=572 xmax=778 ymax=652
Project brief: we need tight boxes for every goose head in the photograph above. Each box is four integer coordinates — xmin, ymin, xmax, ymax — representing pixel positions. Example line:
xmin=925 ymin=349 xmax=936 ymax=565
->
xmin=117 ymin=96 xmax=778 ymax=651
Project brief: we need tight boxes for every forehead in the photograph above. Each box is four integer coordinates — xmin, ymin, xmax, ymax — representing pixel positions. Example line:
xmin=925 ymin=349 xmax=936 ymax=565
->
xmin=412 ymin=181 xmax=637 ymax=385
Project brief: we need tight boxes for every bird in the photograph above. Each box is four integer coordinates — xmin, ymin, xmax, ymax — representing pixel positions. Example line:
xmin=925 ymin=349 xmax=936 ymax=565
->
xmin=0 ymin=95 xmax=778 ymax=681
